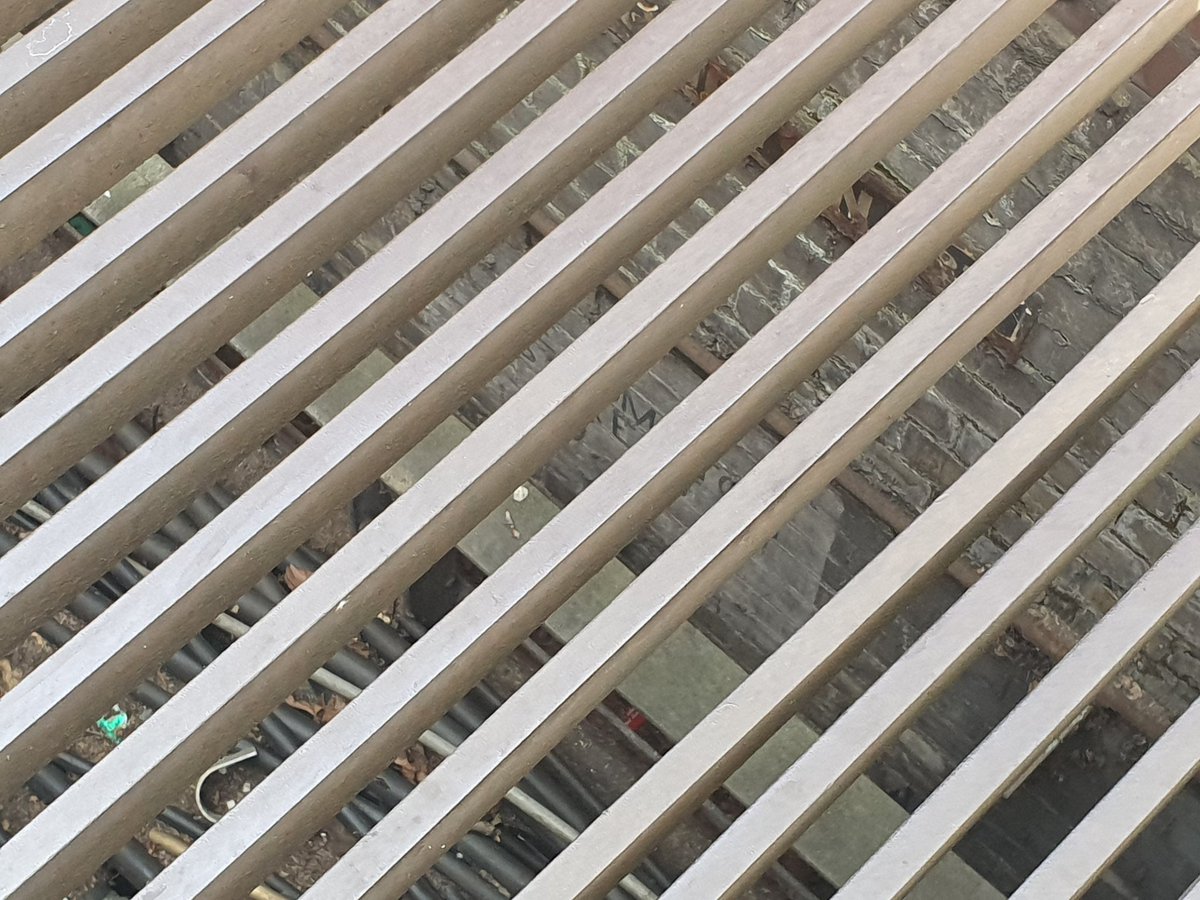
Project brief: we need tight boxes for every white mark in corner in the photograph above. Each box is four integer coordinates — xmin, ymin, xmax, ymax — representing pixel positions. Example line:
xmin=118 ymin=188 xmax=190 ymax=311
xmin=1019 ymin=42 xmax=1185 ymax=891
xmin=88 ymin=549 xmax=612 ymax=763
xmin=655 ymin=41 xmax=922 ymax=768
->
xmin=337 ymin=600 xmax=347 ymax=611
xmin=27 ymin=11 xmax=72 ymax=58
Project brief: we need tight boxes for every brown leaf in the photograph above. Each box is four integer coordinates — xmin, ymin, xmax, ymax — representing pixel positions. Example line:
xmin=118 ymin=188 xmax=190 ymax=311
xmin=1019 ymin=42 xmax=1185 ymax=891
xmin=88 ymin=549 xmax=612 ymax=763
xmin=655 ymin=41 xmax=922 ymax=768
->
xmin=316 ymin=694 xmax=346 ymax=725
xmin=394 ymin=745 xmax=433 ymax=783
xmin=696 ymin=59 xmax=732 ymax=101
xmin=284 ymin=695 xmax=322 ymax=718
xmin=285 ymin=692 xmax=346 ymax=725
xmin=284 ymin=564 xmax=313 ymax=591
xmin=0 ymin=659 xmax=18 ymax=693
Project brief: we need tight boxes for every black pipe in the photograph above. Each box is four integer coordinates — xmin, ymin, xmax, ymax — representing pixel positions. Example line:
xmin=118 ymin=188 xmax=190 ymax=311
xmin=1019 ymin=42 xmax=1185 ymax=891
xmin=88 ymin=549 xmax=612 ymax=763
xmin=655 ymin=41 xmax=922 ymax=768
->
xmin=12 ymin=538 xmax=491 ymax=900
xmin=26 ymin=627 xmax=308 ymax=900
xmin=458 ymin=831 xmax=536 ymax=895
xmin=12 ymin=443 xmax=637 ymax=899
xmin=406 ymin=878 xmax=442 ymax=900
xmin=102 ymin=432 xmax=613 ymax=848
xmin=27 ymin=764 xmax=162 ymax=890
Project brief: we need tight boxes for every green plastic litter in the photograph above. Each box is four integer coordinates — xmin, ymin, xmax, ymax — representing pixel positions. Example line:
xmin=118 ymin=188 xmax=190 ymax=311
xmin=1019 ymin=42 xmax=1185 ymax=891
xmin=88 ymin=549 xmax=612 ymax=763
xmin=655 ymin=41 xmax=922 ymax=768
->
xmin=96 ymin=706 xmax=129 ymax=743
xmin=68 ymin=213 xmax=96 ymax=236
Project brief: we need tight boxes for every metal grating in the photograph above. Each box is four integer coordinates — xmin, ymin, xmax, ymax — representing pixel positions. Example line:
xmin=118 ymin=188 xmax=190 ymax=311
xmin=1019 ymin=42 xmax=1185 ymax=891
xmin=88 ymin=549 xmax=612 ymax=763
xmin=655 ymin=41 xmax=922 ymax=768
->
xmin=3 ymin=0 xmax=1200 ymax=897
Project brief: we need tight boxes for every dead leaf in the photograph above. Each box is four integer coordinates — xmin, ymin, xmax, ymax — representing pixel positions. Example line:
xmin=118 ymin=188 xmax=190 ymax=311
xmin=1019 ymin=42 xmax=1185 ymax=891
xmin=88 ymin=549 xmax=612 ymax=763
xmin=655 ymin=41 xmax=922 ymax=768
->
xmin=285 ymin=692 xmax=346 ymax=725
xmin=684 ymin=59 xmax=806 ymax=175
xmin=284 ymin=695 xmax=322 ymax=718
xmin=316 ymin=695 xmax=346 ymax=725
xmin=394 ymin=745 xmax=433 ymax=783
xmin=0 ymin=659 xmax=18 ymax=693
xmin=284 ymin=564 xmax=313 ymax=591
xmin=697 ymin=59 xmax=731 ymax=100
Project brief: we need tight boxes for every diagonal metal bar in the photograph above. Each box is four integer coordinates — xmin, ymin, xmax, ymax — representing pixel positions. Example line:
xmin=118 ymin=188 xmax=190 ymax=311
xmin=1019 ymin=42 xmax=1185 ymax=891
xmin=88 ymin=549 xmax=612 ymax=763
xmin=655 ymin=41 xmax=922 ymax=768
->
xmin=0 ymin=0 xmax=626 ymax=524
xmin=0 ymin=0 xmax=508 ymax=404
xmin=518 ymin=140 xmax=1200 ymax=900
xmin=0 ymin=0 xmax=793 ymax=784
xmin=301 ymin=38 xmax=1200 ymax=900
xmin=0 ymin=0 xmax=784 ymax=648
xmin=0 ymin=0 xmax=350 ymax=270
xmin=665 ymin=377 xmax=1200 ymax=898
xmin=145 ymin=0 xmax=1075 ymax=897
xmin=1012 ymin=688 xmax=1200 ymax=899
xmin=0 ymin=0 xmax=1041 ymax=894
xmin=836 ymin=501 xmax=1200 ymax=899
xmin=2 ymin=1 xmax=1196 ymax=897
xmin=662 ymin=195 xmax=1200 ymax=900
xmin=0 ymin=0 xmax=888 ymax=787
xmin=0 ymin=0 xmax=61 ymax=42
xmin=0 ymin=0 xmax=211 ymax=156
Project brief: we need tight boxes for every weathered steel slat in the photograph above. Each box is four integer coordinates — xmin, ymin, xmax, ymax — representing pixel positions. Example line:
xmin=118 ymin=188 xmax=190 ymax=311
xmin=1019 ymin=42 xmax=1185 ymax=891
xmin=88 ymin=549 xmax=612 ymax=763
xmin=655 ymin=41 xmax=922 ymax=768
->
xmin=0 ymin=0 xmax=887 ymax=779
xmin=0 ymin=0 xmax=61 ymax=42
xmin=518 ymin=99 xmax=1200 ymax=900
xmin=666 ymin=375 xmax=1200 ymax=898
xmin=1012 ymin=691 xmax=1200 ymax=899
xmin=0 ymin=0 xmax=1042 ymax=894
xmin=0 ymin=0 xmax=785 ymax=790
xmin=0 ymin=0 xmax=624 ymax=525
xmin=836 ymin=464 xmax=1200 ymax=899
xmin=0 ymin=0 xmax=209 ymax=156
xmin=302 ymin=34 xmax=1200 ymax=900
xmin=0 ymin=0 xmax=350 ymax=270
xmin=0 ymin=0 xmax=508 ymax=405
xmin=4 ymin=1 xmax=1199 ymax=897
xmin=657 ymin=86 xmax=1200 ymax=894
xmin=198 ymin=0 xmax=1200 ymax=895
